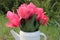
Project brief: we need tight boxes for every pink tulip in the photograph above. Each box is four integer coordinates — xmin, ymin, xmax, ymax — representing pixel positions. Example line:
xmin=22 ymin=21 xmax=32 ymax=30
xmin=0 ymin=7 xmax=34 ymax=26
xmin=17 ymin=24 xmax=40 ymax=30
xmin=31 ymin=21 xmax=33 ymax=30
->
xmin=6 ymin=11 xmax=20 ymax=27
xmin=27 ymin=2 xmax=36 ymax=16
xmin=17 ymin=4 xmax=30 ymax=19
xmin=17 ymin=2 xmax=36 ymax=20
xmin=6 ymin=22 xmax=17 ymax=28
xmin=39 ymin=15 xmax=48 ymax=25
xmin=35 ymin=8 xmax=44 ymax=15
xmin=21 ymin=3 xmax=27 ymax=7
xmin=35 ymin=8 xmax=45 ymax=20
xmin=35 ymin=7 xmax=48 ymax=25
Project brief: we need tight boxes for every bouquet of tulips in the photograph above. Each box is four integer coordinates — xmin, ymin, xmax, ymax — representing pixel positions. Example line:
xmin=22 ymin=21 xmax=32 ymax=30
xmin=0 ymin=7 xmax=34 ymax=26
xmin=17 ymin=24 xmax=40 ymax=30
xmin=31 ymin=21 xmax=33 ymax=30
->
xmin=6 ymin=2 xmax=48 ymax=32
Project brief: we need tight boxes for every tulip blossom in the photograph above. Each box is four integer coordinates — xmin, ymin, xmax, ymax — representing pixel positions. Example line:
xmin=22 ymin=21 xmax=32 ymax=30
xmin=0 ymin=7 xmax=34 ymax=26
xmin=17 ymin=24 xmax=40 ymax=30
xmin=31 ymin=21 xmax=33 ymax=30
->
xmin=35 ymin=8 xmax=44 ymax=15
xmin=17 ymin=2 xmax=36 ymax=20
xmin=6 ymin=11 xmax=20 ymax=27
xmin=35 ymin=8 xmax=44 ymax=20
xmin=39 ymin=15 xmax=48 ymax=25
xmin=35 ymin=8 xmax=48 ymax=25
xmin=17 ymin=4 xmax=30 ymax=19
xmin=27 ymin=2 xmax=36 ymax=16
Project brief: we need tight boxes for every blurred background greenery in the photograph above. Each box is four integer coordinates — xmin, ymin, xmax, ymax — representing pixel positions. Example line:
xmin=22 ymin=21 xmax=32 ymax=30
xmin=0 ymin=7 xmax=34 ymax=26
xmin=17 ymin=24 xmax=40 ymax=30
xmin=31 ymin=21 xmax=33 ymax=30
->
xmin=0 ymin=0 xmax=60 ymax=40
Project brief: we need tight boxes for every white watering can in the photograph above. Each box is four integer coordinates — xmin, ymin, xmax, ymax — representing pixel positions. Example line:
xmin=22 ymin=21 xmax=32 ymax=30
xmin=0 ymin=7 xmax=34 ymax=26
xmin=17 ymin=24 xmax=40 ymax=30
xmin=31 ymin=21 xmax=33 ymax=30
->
xmin=10 ymin=30 xmax=47 ymax=40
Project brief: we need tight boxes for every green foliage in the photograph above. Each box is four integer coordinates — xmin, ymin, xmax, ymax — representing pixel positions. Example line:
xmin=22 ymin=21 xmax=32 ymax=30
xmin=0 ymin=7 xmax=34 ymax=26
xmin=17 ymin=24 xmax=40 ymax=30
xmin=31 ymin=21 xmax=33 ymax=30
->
xmin=20 ymin=15 xmax=40 ymax=32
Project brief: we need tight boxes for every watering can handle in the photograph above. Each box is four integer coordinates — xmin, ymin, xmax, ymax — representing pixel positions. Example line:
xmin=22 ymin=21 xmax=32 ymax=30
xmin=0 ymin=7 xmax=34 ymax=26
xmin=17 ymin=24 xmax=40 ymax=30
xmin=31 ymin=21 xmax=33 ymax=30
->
xmin=40 ymin=32 xmax=47 ymax=40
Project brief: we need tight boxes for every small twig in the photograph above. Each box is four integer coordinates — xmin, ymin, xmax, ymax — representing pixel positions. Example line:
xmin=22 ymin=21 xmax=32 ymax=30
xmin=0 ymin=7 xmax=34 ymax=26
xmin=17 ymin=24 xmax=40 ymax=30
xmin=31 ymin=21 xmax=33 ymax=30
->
xmin=54 ymin=20 xmax=60 ymax=27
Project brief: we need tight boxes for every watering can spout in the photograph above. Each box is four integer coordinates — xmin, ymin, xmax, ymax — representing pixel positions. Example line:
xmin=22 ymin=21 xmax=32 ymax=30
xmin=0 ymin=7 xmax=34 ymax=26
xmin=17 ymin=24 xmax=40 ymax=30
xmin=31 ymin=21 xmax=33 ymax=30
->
xmin=10 ymin=30 xmax=20 ymax=40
